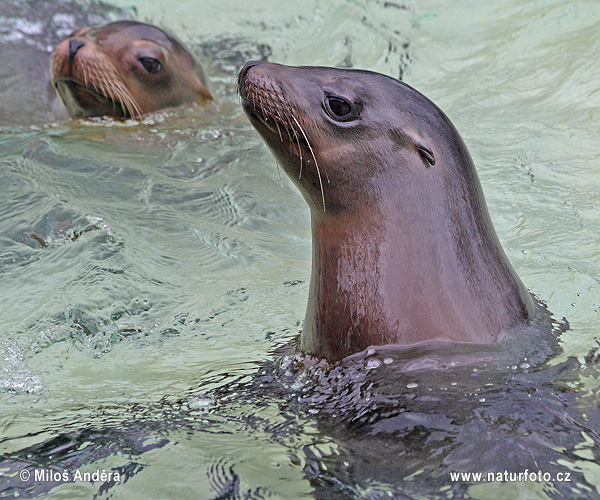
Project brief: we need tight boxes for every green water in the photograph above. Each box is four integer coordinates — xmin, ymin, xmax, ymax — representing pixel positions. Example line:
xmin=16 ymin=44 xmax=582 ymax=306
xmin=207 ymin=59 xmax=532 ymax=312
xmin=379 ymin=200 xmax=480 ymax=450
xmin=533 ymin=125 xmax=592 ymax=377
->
xmin=1 ymin=0 xmax=599 ymax=498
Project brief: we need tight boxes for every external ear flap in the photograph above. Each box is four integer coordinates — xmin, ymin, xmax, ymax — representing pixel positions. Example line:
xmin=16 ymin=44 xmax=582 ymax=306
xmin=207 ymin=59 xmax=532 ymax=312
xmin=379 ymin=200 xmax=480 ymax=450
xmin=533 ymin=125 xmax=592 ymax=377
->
xmin=417 ymin=143 xmax=435 ymax=167
xmin=393 ymin=128 xmax=435 ymax=167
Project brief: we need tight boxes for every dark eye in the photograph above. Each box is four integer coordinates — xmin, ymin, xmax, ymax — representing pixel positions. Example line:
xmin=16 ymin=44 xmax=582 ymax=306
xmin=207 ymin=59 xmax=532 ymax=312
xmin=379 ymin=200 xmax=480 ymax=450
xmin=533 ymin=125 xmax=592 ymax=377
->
xmin=138 ymin=57 xmax=162 ymax=74
xmin=324 ymin=95 xmax=356 ymax=121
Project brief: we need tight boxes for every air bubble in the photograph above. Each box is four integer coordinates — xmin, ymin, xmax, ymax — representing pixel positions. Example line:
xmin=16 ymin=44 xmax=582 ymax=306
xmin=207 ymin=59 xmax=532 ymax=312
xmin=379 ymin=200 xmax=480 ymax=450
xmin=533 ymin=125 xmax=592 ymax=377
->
xmin=366 ymin=359 xmax=381 ymax=369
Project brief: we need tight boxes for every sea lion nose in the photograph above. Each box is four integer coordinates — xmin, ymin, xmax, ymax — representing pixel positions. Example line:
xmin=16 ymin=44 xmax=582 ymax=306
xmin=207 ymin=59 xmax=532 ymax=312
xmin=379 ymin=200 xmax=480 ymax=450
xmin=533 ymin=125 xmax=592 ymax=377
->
xmin=68 ymin=39 xmax=86 ymax=63
xmin=239 ymin=60 xmax=262 ymax=80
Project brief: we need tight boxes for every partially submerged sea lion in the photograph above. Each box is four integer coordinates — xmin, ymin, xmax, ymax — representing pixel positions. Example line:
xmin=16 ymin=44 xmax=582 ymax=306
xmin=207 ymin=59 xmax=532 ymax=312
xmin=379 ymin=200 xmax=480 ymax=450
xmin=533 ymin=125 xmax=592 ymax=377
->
xmin=238 ymin=61 xmax=535 ymax=362
xmin=50 ymin=20 xmax=212 ymax=119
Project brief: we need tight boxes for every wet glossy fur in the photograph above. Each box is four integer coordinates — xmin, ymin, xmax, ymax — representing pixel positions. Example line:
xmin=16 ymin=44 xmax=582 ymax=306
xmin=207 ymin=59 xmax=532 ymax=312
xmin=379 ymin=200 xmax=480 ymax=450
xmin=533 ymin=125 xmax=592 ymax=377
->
xmin=239 ymin=61 xmax=534 ymax=362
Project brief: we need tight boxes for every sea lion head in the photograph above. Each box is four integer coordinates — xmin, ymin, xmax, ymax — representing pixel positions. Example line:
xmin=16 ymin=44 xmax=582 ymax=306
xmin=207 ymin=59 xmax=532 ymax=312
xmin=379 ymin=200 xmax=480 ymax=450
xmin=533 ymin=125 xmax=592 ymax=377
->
xmin=237 ymin=61 xmax=457 ymax=216
xmin=50 ymin=20 xmax=212 ymax=119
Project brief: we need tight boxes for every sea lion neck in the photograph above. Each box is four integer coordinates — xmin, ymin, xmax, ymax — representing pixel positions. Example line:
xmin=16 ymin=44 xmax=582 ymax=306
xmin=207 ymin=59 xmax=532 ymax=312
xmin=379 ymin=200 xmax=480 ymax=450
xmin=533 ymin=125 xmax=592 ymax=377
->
xmin=304 ymin=172 xmax=532 ymax=361
xmin=303 ymin=174 xmax=455 ymax=361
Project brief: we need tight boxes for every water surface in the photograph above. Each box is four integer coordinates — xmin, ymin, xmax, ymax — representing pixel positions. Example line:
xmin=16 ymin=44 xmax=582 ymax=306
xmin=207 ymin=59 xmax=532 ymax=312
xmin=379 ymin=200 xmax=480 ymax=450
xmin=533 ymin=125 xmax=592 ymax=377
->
xmin=0 ymin=0 xmax=599 ymax=498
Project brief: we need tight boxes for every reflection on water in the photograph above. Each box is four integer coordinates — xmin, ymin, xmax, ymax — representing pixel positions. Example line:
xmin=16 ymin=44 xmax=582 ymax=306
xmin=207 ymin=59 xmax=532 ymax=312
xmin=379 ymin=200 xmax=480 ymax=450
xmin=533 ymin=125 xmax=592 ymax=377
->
xmin=0 ymin=0 xmax=599 ymax=499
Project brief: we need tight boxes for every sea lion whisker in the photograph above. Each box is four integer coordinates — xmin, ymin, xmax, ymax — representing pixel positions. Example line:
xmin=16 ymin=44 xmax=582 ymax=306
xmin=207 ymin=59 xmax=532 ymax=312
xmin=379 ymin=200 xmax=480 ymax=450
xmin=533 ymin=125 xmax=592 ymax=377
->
xmin=259 ymin=87 xmax=275 ymax=125
xmin=272 ymin=96 xmax=304 ymax=174
xmin=285 ymin=109 xmax=304 ymax=179
xmin=90 ymin=64 xmax=104 ymax=96
xmin=286 ymin=105 xmax=305 ymax=171
xmin=271 ymin=90 xmax=294 ymax=145
xmin=96 ymin=66 xmax=117 ymax=101
xmin=118 ymin=89 xmax=137 ymax=119
xmin=111 ymin=85 xmax=129 ymax=116
xmin=82 ymin=63 xmax=89 ymax=88
xmin=117 ymin=83 xmax=140 ymax=118
xmin=275 ymin=117 xmax=283 ymax=142
xmin=250 ymin=85 xmax=260 ymax=115
xmin=109 ymin=74 xmax=141 ymax=118
xmin=289 ymin=117 xmax=303 ymax=179
xmin=294 ymin=130 xmax=304 ymax=179
xmin=99 ymin=71 xmax=127 ymax=115
xmin=97 ymin=68 xmax=127 ymax=116
xmin=257 ymin=90 xmax=268 ymax=124
xmin=292 ymin=115 xmax=325 ymax=212
xmin=266 ymin=94 xmax=284 ymax=141
xmin=91 ymin=78 xmax=100 ymax=95
xmin=270 ymin=90 xmax=289 ymax=134
xmin=260 ymin=88 xmax=273 ymax=116
xmin=250 ymin=84 xmax=258 ymax=113
xmin=254 ymin=88 xmax=260 ymax=115
xmin=270 ymin=95 xmax=284 ymax=142
xmin=129 ymin=97 xmax=142 ymax=119
xmin=277 ymin=98 xmax=295 ymax=145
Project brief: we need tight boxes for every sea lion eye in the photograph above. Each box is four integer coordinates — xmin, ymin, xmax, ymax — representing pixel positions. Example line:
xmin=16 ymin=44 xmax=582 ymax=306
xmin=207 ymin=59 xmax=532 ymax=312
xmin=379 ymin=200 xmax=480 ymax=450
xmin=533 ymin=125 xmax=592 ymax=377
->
xmin=324 ymin=95 xmax=355 ymax=121
xmin=138 ymin=57 xmax=162 ymax=74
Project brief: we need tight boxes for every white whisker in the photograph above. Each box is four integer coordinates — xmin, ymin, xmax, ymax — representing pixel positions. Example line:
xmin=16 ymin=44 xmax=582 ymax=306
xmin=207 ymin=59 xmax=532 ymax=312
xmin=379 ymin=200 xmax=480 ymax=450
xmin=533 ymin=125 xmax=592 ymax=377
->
xmin=292 ymin=115 xmax=325 ymax=212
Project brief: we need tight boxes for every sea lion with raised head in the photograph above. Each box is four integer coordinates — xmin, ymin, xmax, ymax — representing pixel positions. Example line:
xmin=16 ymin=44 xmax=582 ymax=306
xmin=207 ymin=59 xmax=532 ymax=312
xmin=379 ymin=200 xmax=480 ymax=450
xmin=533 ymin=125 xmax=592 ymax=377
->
xmin=50 ymin=20 xmax=212 ymax=119
xmin=238 ymin=61 xmax=536 ymax=362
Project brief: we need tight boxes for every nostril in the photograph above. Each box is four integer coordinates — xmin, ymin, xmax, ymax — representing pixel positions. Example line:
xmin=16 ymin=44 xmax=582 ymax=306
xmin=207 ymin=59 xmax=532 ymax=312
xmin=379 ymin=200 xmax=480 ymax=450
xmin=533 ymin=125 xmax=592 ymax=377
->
xmin=238 ymin=60 xmax=262 ymax=81
xmin=68 ymin=39 xmax=86 ymax=63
